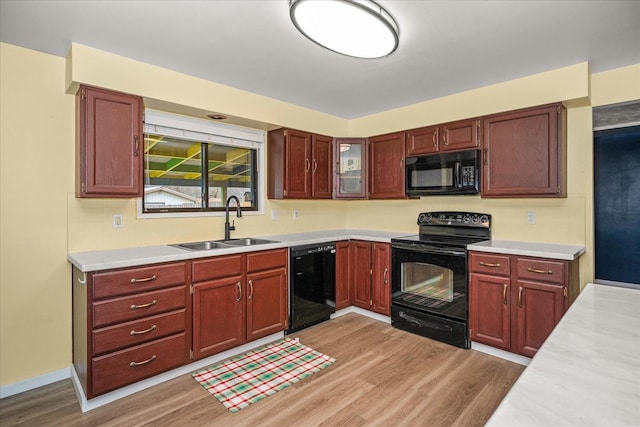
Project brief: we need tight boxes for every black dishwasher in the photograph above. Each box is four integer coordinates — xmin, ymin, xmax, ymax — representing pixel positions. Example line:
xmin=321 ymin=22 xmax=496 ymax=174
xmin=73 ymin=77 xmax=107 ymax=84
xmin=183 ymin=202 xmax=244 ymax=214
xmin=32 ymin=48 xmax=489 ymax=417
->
xmin=287 ymin=242 xmax=336 ymax=333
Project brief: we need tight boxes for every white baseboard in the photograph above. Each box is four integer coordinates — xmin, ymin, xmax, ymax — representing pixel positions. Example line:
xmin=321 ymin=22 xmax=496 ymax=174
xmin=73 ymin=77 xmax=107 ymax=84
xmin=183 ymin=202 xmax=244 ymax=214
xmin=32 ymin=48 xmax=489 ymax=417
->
xmin=71 ymin=331 xmax=284 ymax=412
xmin=471 ymin=342 xmax=531 ymax=366
xmin=0 ymin=367 xmax=71 ymax=399
xmin=332 ymin=306 xmax=391 ymax=324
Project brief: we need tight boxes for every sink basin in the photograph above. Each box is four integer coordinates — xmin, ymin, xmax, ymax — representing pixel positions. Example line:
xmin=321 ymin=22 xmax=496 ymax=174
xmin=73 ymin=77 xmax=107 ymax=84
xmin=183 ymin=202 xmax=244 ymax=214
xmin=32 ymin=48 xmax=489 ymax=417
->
xmin=170 ymin=241 xmax=231 ymax=251
xmin=218 ymin=238 xmax=278 ymax=246
xmin=171 ymin=238 xmax=278 ymax=251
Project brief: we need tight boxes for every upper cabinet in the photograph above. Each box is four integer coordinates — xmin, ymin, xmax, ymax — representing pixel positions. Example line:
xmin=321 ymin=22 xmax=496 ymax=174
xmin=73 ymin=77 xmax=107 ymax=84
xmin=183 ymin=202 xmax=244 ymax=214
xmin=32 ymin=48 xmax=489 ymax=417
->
xmin=482 ymin=103 xmax=566 ymax=198
xmin=406 ymin=118 xmax=480 ymax=156
xmin=369 ymin=132 xmax=406 ymax=199
xmin=267 ymin=128 xmax=333 ymax=199
xmin=76 ymin=85 xmax=143 ymax=198
xmin=334 ymin=138 xmax=367 ymax=199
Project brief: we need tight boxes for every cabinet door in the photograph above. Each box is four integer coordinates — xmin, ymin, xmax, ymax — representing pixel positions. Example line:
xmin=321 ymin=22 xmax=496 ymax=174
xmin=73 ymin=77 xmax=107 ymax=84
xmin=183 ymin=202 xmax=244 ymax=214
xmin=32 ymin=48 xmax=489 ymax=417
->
xmin=469 ymin=273 xmax=510 ymax=350
xmin=482 ymin=104 xmax=564 ymax=198
xmin=514 ymin=280 xmax=564 ymax=357
xmin=335 ymin=241 xmax=351 ymax=310
xmin=440 ymin=118 xmax=480 ymax=152
xmin=334 ymin=138 xmax=367 ymax=199
xmin=76 ymin=85 xmax=143 ymax=197
xmin=350 ymin=241 xmax=372 ymax=309
xmin=285 ymin=129 xmax=312 ymax=198
xmin=192 ymin=277 xmax=244 ymax=359
xmin=311 ymin=134 xmax=333 ymax=198
xmin=369 ymin=132 xmax=406 ymax=199
xmin=406 ymin=125 xmax=439 ymax=156
xmin=371 ymin=243 xmax=391 ymax=316
xmin=246 ymin=267 xmax=288 ymax=341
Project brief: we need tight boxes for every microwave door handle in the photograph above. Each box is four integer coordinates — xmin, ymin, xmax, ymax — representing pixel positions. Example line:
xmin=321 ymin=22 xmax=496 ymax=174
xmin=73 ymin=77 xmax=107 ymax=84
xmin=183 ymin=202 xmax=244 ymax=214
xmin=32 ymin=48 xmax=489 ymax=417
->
xmin=454 ymin=162 xmax=461 ymax=188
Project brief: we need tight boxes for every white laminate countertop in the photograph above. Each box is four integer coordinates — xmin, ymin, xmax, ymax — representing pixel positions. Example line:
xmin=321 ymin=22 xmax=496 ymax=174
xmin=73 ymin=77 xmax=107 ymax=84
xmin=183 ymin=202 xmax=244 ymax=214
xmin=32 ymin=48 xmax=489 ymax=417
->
xmin=67 ymin=229 xmax=412 ymax=272
xmin=467 ymin=239 xmax=585 ymax=260
xmin=487 ymin=283 xmax=640 ymax=426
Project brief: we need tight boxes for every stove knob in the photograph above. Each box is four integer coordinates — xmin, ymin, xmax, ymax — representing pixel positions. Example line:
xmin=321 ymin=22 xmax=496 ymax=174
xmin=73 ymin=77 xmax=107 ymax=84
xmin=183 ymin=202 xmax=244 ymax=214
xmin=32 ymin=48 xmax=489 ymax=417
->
xmin=418 ymin=213 xmax=426 ymax=223
xmin=463 ymin=214 xmax=471 ymax=223
xmin=472 ymin=214 xmax=479 ymax=224
xmin=425 ymin=213 xmax=432 ymax=223
xmin=480 ymin=215 xmax=489 ymax=224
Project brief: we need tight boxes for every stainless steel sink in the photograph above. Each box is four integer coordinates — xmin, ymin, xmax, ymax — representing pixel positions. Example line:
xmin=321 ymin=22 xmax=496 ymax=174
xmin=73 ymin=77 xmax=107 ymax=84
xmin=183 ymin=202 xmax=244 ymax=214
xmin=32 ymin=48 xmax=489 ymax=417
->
xmin=171 ymin=238 xmax=278 ymax=251
xmin=170 ymin=241 xmax=231 ymax=251
xmin=217 ymin=238 xmax=278 ymax=246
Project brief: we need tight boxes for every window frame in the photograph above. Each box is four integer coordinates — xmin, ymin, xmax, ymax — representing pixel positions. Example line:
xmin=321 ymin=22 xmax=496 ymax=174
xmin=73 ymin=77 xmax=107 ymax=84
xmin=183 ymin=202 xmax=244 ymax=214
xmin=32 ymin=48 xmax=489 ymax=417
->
xmin=137 ymin=110 xmax=266 ymax=219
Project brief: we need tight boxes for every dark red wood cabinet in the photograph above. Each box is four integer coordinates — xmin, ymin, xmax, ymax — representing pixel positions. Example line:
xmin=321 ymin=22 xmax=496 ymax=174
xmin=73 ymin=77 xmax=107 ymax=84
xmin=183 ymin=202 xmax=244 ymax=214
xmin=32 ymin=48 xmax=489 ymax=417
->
xmin=335 ymin=241 xmax=352 ymax=310
xmin=76 ymin=85 xmax=143 ymax=198
xmin=369 ymin=132 xmax=406 ymax=199
xmin=267 ymin=128 xmax=333 ymax=199
xmin=482 ymin=103 xmax=566 ymax=198
xmin=469 ymin=251 xmax=578 ymax=357
xmin=406 ymin=118 xmax=480 ymax=156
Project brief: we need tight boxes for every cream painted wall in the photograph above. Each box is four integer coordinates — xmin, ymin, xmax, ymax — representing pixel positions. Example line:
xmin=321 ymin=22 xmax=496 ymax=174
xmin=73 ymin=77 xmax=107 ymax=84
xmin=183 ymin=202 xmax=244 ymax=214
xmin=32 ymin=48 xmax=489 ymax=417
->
xmin=1 ymin=40 xmax=639 ymax=388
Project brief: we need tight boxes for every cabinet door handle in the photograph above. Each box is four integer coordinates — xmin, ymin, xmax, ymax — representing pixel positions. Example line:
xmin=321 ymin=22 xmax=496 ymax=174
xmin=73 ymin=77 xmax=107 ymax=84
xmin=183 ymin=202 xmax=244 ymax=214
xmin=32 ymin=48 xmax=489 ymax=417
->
xmin=130 ymin=325 xmax=157 ymax=336
xmin=432 ymin=132 xmax=437 ymax=147
xmin=518 ymin=287 xmax=524 ymax=308
xmin=130 ymin=275 xmax=157 ymax=284
xmin=236 ymin=282 xmax=242 ymax=302
xmin=503 ymin=284 xmax=508 ymax=305
xmin=130 ymin=300 xmax=157 ymax=310
xmin=248 ymin=280 xmax=254 ymax=299
xmin=383 ymin=268 xmax=388 ymax=285
xmin=479 ymin=261 xmax=501 ymax=268
xmin=527 ymin=267 xmax=553 ymax=275
xmin=443 ymin=131 xmax=448 ymax=145
xmin=305 ymin=159 xmax=311 ymax=172
xmin=312 ymin=159 xmax=318 ymax=173
xmin=133 ymin=135 xmax=139 ymax=157
xmin=400 ymin=158 xmax=404 ymax=171
xmin=483 ymin=148 xmax=488 ymax=165
xmin=129 ymin=355 xmax=156 ymax=367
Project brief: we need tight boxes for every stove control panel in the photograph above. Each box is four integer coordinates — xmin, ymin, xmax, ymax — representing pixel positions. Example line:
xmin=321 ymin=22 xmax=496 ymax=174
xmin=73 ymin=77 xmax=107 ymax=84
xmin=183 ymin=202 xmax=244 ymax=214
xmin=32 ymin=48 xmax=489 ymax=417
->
xmin=417 ymin=211 xmax=491 ymax=228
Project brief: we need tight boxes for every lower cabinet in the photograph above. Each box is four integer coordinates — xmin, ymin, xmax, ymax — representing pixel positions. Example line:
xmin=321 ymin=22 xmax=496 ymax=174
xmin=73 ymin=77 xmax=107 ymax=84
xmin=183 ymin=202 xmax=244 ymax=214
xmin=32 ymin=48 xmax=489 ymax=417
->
xmin=469 ymin=251 xmax=577 ymax=357
xmin=73 ymin=248 xmax=287 ymax=399
xmin=192 ymin=249 xmax=288 ymax=360
xmin=336 ymin=240 xmax=391 ymax=316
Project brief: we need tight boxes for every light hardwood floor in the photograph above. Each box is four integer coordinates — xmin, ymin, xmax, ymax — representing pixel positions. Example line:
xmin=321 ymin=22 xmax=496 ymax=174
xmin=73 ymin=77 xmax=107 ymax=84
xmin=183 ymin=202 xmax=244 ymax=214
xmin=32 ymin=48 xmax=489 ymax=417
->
xmin=0 ymin=313 xmax=524 ymax=426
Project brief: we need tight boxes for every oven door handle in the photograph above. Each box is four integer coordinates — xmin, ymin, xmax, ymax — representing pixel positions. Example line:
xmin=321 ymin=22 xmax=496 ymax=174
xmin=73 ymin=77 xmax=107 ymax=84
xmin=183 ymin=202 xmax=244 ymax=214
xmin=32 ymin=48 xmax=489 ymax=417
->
xmin=392 ymin=242 xmax=466 ymax=257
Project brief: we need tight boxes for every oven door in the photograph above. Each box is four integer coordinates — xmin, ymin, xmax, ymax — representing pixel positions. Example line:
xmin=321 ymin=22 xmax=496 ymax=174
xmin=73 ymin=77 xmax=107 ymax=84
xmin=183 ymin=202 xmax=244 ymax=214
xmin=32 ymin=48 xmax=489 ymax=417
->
xmin=391 ymin=241 xmax=468 ymax=321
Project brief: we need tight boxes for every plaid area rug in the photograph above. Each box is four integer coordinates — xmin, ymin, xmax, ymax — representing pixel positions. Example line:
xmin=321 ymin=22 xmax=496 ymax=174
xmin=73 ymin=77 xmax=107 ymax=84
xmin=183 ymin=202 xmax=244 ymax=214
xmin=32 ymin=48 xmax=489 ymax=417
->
xmin=192 ymin=338 xmax=336 ymax=412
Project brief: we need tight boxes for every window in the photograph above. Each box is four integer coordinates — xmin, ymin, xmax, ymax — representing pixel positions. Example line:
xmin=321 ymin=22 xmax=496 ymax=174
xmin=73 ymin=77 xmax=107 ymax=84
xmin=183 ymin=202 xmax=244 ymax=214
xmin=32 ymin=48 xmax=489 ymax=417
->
xmin=142 ymin=110 xmax=264 ymax=215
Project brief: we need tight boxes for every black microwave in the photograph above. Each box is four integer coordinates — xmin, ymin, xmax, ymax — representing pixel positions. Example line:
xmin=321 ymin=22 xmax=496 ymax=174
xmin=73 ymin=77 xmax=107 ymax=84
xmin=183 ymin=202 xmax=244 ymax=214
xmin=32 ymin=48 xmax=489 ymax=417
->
xmin=405 ymin=150 xmax=480 ymax=196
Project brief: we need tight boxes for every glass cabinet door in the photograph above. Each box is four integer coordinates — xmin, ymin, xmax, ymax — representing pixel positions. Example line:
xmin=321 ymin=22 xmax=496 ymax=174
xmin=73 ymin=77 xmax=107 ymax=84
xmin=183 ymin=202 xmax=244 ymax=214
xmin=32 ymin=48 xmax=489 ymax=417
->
xmin=334 ymin=138 xmax=367 ymax=199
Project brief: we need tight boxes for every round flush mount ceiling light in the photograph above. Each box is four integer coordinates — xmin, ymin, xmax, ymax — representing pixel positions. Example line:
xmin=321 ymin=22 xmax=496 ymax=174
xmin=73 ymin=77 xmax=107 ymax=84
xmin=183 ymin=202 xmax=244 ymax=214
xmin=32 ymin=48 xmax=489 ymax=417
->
xmin=289 ymin=0 xmax=399 ymax=59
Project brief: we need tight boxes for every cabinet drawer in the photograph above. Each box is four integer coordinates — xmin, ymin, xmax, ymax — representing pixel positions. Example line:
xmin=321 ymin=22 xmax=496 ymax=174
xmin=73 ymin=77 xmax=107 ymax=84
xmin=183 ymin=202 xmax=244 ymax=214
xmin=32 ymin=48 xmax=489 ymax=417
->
xmin=516 ymin=258 xmax=566 ymax=284
xmin=92 ymin=286 xmax=186 ymax=328
xmin=92 ymin=309 xmax=186 ymax=356
xmin=93 ymin=262 xmax=186 ymax=299
xmin=247 ymin=248 xmax=287 ymax=273
xmin=192 ymin=254 xmax=243 ymax=282
xmin=469 ymin=252 xmax=510 ymax=276
xmin=92 ymin=332 xmax=186 ymax=396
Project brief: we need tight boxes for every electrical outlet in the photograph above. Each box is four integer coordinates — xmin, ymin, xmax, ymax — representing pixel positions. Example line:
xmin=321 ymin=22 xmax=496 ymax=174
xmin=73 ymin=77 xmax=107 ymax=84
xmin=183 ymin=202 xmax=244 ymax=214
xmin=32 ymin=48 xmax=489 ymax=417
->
xmin=113 ymin=214 xmax=123 ymax=228
xmin=271 ymin=209 xmax=278 ymax=220
xmin=526 ymin=211 xmax=536 ymax=225
xmin=293 ymin=209 xmax=299 ymax=219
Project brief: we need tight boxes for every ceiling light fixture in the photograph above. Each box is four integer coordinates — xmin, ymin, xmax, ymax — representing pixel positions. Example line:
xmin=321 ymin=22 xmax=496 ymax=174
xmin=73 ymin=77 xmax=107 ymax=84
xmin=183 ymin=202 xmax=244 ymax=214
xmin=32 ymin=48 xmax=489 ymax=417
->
xmin=289 ymin=0 xmax=399 ymax=59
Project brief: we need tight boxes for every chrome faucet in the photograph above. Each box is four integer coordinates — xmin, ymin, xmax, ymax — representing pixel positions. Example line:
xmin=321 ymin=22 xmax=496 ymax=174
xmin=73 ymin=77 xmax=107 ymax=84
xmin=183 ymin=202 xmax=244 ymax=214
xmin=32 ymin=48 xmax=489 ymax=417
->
xmin=224 ymin=195 xmax=242 ymax=240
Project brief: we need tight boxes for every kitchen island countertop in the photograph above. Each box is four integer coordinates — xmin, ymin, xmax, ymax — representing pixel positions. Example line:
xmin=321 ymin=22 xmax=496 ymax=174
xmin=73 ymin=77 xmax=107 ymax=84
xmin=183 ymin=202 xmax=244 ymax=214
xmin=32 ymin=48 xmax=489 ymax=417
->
xmin=467 ymin=239 xmax=585 ymax=260
xmin=487 ymin=283 xmax=640 ymax=426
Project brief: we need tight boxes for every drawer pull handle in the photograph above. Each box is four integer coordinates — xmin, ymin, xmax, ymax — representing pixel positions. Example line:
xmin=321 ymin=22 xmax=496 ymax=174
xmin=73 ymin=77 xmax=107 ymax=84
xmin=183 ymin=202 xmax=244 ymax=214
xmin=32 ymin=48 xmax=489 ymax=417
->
xmin=130 ymin=275 xmax=157 ymax=284
xmin=527 ymin=267 xmax=553 ymax=275
xmin=479 ymin=261 xmax=501 ymax=268
xmin=129 ymin=355 xmax=156 ymax=367
xmin=130 ymin=325 xmax=157 ymax=336
xmin=130 ymin=300 xmax=157 ymax=310
xmin=503 ymin=284 xmax=508 ymax=305
xmin=518 ymin=287 xmax=524 ymax=308
xmin=248 ymin=280 xmax=254 ymax=300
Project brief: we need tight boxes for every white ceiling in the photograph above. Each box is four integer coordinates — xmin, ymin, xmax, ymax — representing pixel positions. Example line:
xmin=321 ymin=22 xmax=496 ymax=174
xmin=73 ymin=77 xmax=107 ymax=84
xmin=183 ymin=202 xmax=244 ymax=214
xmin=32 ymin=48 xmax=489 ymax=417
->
xmin=1 ymin=0 xmax=639 ymax=119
